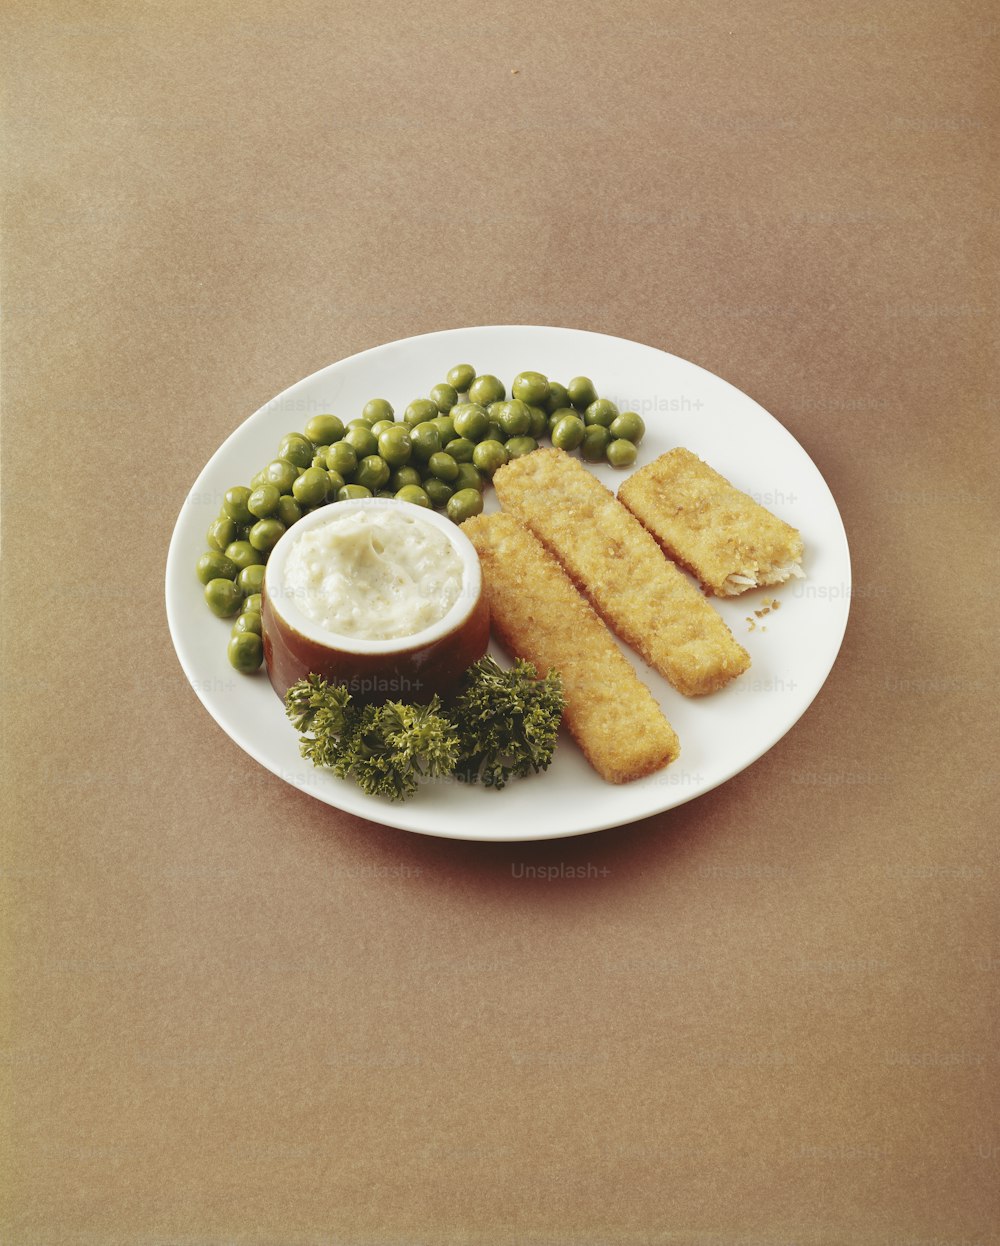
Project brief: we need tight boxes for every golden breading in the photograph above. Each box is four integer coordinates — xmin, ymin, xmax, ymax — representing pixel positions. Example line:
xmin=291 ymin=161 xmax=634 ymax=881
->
xmin=618 ymin=447 xmax=805 ymax=596
xmin=492 ymin=449 xmax=749 ymax=697
xmin=462 ymin=512 xmax=679 ymax=783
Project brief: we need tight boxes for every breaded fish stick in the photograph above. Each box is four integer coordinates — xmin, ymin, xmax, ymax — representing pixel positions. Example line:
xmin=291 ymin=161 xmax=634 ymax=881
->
xmin=462 ymin=512 xmax=679 ymax=783
xmin=493 ymin=449 xmax=749 ymax=697
xmin=618 ymin=447 xmax=805 ymax=597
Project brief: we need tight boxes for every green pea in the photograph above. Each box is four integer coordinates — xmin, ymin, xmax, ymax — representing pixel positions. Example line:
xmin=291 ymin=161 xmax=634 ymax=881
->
xmin=355 ymin=454 xmax=390 ymax=492
xmin=223 ymin=486 xmax=254 ymax=525
xmin=410 ymin=423 xmax=442 ymax=463
xmin=343 ymin=425 xmax=378 ymax=458
xmin=548 ymin=406 xmax=579 ymax=434
xmin=276 ymin=495 xmax=303 ymax=526
xmin=247 ymin=483 xmax=281 ymax=518
xmin=305 ymin=414 xmax=345 ymax=445
xmin=431 ymin=415 xmax=457 ymax=445
xmin=486 ymin=401 xmax=506 ymax=423
xmin=428 ymin=451 xmax=459 ymax=482
xmin=238 ymin=563 xmax=266 ymax=595
xmin=454 ymin=463 xmax=485 ymax=493
xmin=337 ymin=484 xmax=372 ymax=501
xmin=324 ymin=469 xmax=346 ymax=498
xmin=348 ymin=416 xmax=374 ymax=431
xmin=363 ymin=398 xmax=394 ymax=423
xmin=227 ymin=631 xmax=263 ymax=673
xmin=512 ymin=371 xmax=550 ymax=405
xmin=263 ymin=459 xmax=299 ymax=494
xmin=497 ymin=400 xmax=531 ymax=437
xmin=224 ymin=540 xmax=264 ymax=571
xmin=505 ymin=435 xmax=537 ymax=459
xmin=278 ymin=433 xmax=314 ymax=468
xmin=606 ymin=438 xmax=638 ymax=468
xmin=205 ymin=577 xmax=244 ymax=618
xmin=472 ymin=439 xmax=508 ymax=477
xmin=430 ymin=383 xmax=458 ymax=413
xmin=311 ymin=447 xmax=331 ymax=469
xmin=447 ymin=364 xmax=476 ymax=392
xmin=468 ymin=374 xmax=505 ymax=406
xmin=395 ymin=484 xmax=432 ymax=508
xmin=545 ymin=381 xmax=570 ymax=414
xmin=526 ymin=405 xmax=548 ymax=438
xmin=221 ymin=533 xmax=260 ymax=568
xmin=243 ymin=593 xmax=263 ymax=614
xmin=232 ymin=609 xmax=263 ymax=636
xmin=249 ymin=518 xmax=286 ymax=551
xmin=551 ymin=413 xmax=586 ymax=452
xmin=447 ymin=437 xmax=476 ymax=464
xmin=610 ymin=411 xmax=645 ymax=443
xmin=375 ymin=489 xmax=395 ymax=499
xmin=370 ymin=420 xmax=395 ymax=438
xmin=377 ymin=425 xmax=412 ymax=467
xmin=293 ymin=466 xmax=332 ymax=507
xmin=584 ymin=398 xmax=619 ymax=427
xmin=423 ymin=478 xmax=454 ymax=508
xmin=390 ymin=465 xmax=422 ymax=491
xmin=404 ymin=398 xmax=439 ymax=428
xmin=452 ymin=403 xmax=489 ymax=442
xmin=568 ymin=376 xmax=598 ymax=411
xmin=197 ymin=550 xmax=238 ymax=584
xmin=207 ymin=516 xmax=237 ymax=551
xmin=325 ymin=442 xmax=358 ymax=478
xmin=581 ymin=425 xmax=612 ymax=462
xmin=446 ymin=488 xmax=484 ymax=524
xmin=484 ymin=421 xmax=506 ymax=443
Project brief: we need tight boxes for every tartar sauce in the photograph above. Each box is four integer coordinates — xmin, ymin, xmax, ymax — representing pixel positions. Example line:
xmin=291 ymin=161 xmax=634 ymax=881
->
xmin=281 ymin=508 xmax=464 ymax=640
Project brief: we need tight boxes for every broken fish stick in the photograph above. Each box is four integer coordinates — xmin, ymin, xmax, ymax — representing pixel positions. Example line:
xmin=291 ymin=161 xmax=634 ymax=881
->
xmin=462 ymin=512 xmax=679 ymax=783
xmin=492 ymin=449 xmax=750 ymax=697
xmin=618 ymin=447 xmax=805 ymax=597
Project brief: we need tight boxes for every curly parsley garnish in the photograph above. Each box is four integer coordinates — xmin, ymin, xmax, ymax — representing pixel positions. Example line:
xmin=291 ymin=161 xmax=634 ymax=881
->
xmin=284 ymin=657 xmax=564 ymax=801
xmin=452 ymin=656 xmax=564 ymax=789
xmin=285 ymin=674 xmax=459 ymax=800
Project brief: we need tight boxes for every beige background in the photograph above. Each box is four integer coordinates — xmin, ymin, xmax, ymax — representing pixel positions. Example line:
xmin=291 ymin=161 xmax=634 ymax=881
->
xmin=3 ymin=1 xmax=998 ymax=1243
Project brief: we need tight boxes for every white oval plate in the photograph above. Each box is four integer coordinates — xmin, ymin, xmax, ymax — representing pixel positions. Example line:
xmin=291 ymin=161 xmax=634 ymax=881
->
xmin=165 ymin=326 xmax=851 ymax=841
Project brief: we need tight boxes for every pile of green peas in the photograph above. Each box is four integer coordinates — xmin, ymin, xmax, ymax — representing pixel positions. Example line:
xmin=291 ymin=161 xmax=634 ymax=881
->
xmin=197 ymin=367 xmax=645 ymax=672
